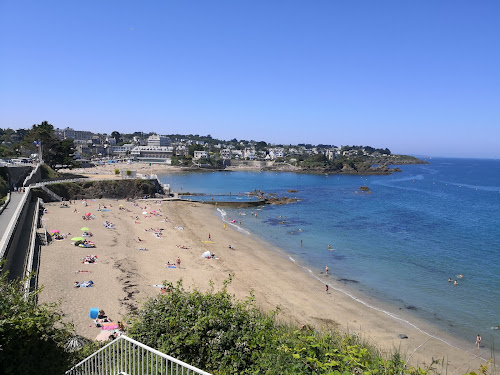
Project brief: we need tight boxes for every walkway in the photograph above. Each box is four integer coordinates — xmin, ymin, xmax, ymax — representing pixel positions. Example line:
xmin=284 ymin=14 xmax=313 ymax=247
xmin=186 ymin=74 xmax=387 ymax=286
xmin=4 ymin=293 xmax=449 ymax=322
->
xmin=0 ymin=192 xmax=25 ymax=240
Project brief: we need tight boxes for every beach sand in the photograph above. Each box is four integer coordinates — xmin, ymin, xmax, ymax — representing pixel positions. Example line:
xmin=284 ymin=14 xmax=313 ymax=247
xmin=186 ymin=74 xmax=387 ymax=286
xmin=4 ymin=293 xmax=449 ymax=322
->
xmin=37 ymin=185 xmax=489 ymax=373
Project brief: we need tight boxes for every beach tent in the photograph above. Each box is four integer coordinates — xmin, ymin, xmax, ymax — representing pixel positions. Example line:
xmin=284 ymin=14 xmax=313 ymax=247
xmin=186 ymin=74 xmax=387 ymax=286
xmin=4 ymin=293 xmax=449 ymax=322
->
xmin=89 ymin=308 xmax=99 ymax=319
xmin=81 ymin=227 xmax=90 ymax=231
xmin=201 ymin=250 xmax=211 ymax=259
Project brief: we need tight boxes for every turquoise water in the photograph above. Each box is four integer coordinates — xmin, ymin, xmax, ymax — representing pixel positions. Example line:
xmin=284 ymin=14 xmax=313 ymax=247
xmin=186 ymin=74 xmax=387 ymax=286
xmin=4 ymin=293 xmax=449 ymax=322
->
xmin=159 ymin=159 xmax=500 ymax=352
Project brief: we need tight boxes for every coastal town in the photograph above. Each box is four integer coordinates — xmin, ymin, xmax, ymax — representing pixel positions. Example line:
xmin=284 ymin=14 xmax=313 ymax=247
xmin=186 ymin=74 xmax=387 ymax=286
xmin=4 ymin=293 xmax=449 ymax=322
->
xmin=1 ymin=124 xmax=425 ymax=174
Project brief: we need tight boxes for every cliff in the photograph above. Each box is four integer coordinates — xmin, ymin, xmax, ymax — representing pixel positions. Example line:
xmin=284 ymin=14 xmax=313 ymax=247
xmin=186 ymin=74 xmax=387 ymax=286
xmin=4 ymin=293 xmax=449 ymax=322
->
xmin=33 ymin=179 xmax=162 ymax=201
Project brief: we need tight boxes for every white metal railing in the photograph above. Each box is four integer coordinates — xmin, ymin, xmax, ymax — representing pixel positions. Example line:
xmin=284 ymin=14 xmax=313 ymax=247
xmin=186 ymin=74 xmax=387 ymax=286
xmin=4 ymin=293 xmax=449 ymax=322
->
xmin=66 ymin=335 xmax=212 ymax=375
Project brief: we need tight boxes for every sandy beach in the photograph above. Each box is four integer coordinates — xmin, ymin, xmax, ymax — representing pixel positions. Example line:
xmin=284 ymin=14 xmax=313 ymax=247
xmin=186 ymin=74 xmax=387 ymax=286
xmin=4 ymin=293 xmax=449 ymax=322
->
xmin=38 ymin=169 xmax=489 ymax=373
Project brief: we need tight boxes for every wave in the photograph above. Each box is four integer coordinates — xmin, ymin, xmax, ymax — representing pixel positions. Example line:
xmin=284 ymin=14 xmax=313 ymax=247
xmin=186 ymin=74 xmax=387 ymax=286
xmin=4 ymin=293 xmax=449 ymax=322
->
xmin=287 ymin=259 xmax=490 ymax=364
xmin=217 ymin=208 xmax=250 ymax=235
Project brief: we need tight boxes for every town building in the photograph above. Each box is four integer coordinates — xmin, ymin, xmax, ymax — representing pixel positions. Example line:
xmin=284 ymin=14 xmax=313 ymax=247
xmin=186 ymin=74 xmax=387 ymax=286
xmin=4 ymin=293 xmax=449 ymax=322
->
xmin=147 ymin=134 xmax=171 ymax=147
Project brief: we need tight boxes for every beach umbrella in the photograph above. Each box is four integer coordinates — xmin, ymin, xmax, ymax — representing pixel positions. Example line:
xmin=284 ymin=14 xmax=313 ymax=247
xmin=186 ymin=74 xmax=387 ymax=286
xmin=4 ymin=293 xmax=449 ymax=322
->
xmin=71 ymin=237 xmax=85 ymax=242
xmin=50 ymin=230 xmax=60 ymax=233
xmin=119 ymin=204 xmax=124 ymax=207
xmin=85 ymin=213 xmax=91 ymax=216
xmin=65 ymin=336 xmax=90 ymax=352
xmin=81 ymin=227 xmax=90 ymax=231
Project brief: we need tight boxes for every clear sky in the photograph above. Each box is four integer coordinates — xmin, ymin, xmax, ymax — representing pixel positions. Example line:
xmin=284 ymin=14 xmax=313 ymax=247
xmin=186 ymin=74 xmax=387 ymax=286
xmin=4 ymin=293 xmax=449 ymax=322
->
xmin=1 ymin=1 xmax=499 ymax=158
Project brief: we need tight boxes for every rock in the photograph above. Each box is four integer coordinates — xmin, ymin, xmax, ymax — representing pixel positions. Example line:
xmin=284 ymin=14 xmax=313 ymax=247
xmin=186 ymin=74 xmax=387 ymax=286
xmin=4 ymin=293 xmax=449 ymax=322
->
xmin=398 ymin=334 xmax=408 ymax=339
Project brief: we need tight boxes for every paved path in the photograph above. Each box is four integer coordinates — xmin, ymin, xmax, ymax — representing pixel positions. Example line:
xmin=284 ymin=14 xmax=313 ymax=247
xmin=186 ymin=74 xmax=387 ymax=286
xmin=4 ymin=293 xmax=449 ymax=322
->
xmin=0 ymin=192 xmax=25 ymax=241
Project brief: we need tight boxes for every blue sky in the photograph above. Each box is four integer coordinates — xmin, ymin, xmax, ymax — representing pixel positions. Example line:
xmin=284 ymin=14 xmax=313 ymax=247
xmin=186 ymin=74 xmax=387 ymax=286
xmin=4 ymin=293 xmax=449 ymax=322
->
xmin=1 ymin=1 xmax=499 ymax=158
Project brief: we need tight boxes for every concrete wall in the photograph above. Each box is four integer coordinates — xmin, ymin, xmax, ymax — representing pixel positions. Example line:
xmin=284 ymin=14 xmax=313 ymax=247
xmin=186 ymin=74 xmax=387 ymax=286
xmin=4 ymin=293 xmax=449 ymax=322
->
xmin=6 ymin=166 xmax=33 ymax=189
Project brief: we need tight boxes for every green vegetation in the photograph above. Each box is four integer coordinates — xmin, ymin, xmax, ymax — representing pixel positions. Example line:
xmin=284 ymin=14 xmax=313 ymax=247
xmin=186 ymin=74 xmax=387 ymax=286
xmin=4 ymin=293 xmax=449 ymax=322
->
xmin=0 ymin=272 xmax=76 ymax=374
xmin=39 ymin=163 xmax=64 ymax=180
xmin=0 ymin=167 xmax=8 ymax=205
xmin=128 ymin=279 xmax=433 ymax=375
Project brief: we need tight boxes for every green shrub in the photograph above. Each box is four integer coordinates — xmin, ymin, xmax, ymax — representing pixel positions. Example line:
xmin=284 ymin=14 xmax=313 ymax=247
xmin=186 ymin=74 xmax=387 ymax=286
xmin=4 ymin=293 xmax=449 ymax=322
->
xmin=128 ymin=279 xmax=428 ymax=375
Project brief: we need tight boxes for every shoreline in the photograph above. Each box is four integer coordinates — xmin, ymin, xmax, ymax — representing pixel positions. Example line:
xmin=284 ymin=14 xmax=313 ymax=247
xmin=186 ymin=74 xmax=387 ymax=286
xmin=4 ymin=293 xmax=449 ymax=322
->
xmin=214 ymin=207 xmax=494 ymax=364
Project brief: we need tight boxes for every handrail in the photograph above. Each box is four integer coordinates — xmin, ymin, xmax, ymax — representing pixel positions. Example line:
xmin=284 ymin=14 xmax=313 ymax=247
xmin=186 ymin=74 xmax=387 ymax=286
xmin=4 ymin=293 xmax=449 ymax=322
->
xmin=23 ymin=198 xmax=41 ymax=296
xmin=66 ymin=335 xmax=212 ymax=375
xmin=23 ymin=163 xmax=40 ymax=187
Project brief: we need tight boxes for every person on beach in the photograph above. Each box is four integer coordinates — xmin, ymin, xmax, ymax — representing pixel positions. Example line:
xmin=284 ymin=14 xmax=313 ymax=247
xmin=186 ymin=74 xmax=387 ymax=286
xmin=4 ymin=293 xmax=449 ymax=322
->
xmin=176 ymin=257 xmax=181 ymax=268
xmin=476 ymin=334 xmax=481 ymax=348
xmin=325 ymin=284 xmax=329 ymax=293
xmin=325 ymin=266 xmax=329 ymax=275
xmin=208 ymin=233 xmax=211 ymax=240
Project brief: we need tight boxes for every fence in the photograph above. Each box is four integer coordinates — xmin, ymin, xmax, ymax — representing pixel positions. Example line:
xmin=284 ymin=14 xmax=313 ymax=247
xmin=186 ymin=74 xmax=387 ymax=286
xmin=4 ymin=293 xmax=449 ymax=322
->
xmin=66 ymin=335 xmax=212 ymax=375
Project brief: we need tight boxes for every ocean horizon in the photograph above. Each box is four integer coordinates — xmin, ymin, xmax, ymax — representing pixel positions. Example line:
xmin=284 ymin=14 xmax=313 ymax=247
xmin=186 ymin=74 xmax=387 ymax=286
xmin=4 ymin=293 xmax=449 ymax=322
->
xmin=158 ymin=157 xmax=500 ymax=355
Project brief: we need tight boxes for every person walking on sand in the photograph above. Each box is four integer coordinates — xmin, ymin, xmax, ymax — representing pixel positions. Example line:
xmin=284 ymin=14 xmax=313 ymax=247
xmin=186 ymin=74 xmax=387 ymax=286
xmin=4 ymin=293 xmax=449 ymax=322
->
xmin=325 ymin=266 xmax=329 ymax=276
xmin=208 ymin=233 xmax=211 ymax=240
xmin=476 ymin=334 xmax=481 ymax=348
xmin=325 ymin=284 xmax=329 ymax=293
xmin=176 ymin=257 xmax=181 ymax=268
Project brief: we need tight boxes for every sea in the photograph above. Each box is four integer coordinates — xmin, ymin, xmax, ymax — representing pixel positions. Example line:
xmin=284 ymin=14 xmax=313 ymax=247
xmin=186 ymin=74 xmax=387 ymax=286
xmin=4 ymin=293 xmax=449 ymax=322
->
xmin=158 ymin=157 xmax=500 ymax=355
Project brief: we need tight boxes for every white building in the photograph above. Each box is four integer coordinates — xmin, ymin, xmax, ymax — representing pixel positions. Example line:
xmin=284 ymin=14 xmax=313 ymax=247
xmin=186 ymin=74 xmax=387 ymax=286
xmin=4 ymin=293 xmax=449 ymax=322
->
xmin=268 ymin=148 xmax=284 ymax=160
xmin=220 ymin=149 xmax=232 ymax=160
xmin=243 ymin=148 xmax=256 ymax=160
xmin=112 ymin=144 xmax=135 ymax=156
xmin=193 ymin=150 xmax=209 ymax=160
xmin=130 ymin=146 xmax=174 ymax=162
xmin=147 ymin=134 xmax=171 ymax=147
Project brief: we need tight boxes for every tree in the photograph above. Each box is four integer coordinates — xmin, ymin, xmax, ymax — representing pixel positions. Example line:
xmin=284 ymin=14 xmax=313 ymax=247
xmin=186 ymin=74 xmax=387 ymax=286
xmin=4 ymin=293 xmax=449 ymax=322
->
xmin=0 ymin=271 xmax=76 ymax=374
xmin=111 ymin=131 xmax=121 ymax=143
xmin=22 ymin=121 xmax=74 ymax=169
xmin=188 ymin=144 xmax=204 ymax=157
xmin=255 ymin=141 xmax=268 ymax=151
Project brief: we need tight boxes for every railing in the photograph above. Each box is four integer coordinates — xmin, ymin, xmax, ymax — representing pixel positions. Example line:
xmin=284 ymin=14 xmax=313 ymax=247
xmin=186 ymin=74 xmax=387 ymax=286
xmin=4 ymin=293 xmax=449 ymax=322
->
xmin=23 ymin=163 xmax=40 ymax=187
xmin=66 ymin=335 xmax=212 ymax=375
xmin=23 ymin=198 xmax=41 ymax=296
xmin=39 ymin=185 xmax=64 ymax=201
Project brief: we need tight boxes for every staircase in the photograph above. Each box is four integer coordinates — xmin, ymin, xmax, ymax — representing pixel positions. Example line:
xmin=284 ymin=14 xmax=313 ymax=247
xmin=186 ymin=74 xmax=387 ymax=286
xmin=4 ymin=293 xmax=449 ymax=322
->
xmin=39 ymin=185 xmax=63 ymax=201
xmin=66 ymin=335 xmax=211 ymax=375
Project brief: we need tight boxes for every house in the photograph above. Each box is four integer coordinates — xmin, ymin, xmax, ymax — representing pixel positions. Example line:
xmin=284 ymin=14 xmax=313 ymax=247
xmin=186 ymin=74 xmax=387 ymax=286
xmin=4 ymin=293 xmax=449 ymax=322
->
xmin=220 ymin=149 xmax=232 ymax=160
xmin=193 ymin=150 xmax=209 ymax=160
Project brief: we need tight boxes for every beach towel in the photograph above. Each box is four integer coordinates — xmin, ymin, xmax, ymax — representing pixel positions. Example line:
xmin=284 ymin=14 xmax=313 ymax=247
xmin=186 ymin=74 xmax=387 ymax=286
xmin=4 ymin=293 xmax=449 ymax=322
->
xmin=152 ymin=284 xmax=166 ymax=288
xmin=167 ymin=266 xmax=176 ymax=268
xmin=100 ymin=323 xmax=119 ymax=330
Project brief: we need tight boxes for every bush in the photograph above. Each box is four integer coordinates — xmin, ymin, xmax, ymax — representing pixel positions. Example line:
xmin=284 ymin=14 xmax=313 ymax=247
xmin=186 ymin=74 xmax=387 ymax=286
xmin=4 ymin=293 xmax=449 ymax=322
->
xmin=0 ymin=272 xmax=74 ymax=374
xmin=128 ymin=279 xmax=427 ymax=375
